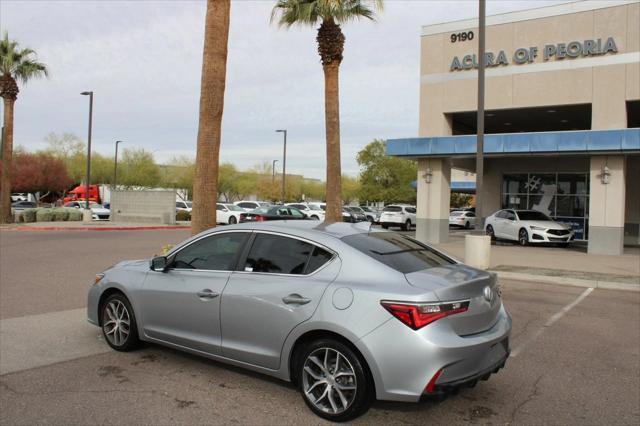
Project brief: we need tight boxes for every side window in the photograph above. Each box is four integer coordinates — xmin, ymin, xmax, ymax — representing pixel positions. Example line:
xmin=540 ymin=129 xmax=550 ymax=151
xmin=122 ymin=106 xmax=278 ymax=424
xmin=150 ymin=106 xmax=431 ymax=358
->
xmin=306 ymin=247 xmax=334 ymax=274
xmin=216 ymin=204 xmax=224 ymax=211
xmin=289 ymin=208 xmax=305 ymax=218
xmin=171 ymin=233 xmax=249 ymax=271
xmin=496 ymin=210 xmax=506 ymax=219
xmin=468 ymin=212 xmax=476 ymax=217
xmin=506 ymin=211 xmax=516 ymax=221
xmin=245 ymin=234 xmax=314 ymax=275
xmin=277 ymin=208 xmax=289 ymax=216
xmin=406 ymin=207 xmax=416 ymax=214
xmin=238 ymin=202 xmax=250 ymax=209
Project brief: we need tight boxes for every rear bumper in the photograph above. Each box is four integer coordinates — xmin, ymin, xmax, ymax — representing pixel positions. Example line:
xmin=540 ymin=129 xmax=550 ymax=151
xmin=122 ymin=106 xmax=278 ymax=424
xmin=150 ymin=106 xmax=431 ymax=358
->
xmin=357 ymin=303 xmax=511 ymax=402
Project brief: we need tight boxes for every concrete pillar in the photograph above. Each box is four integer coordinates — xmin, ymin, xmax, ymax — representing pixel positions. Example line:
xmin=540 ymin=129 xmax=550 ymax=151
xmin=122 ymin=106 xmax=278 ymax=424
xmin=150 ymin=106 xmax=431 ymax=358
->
xmin=624 ymin=156 xmax=640 ymax=246
xmin=416 ymin=158 xmax=451 ymax=244
xmin=588 ymin=155 xmax=626 ymax=255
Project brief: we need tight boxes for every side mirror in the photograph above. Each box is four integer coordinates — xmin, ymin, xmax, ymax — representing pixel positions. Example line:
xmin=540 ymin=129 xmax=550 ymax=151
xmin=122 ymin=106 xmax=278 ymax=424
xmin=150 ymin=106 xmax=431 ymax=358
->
xmin=150 ymin=256 xmax=168 ymax=272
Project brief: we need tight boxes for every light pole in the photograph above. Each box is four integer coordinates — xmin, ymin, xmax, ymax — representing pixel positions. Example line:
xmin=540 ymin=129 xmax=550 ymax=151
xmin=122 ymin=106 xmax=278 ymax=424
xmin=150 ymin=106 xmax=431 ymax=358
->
xmin=113 ymin=140 xmax=123 ymax=191
xmin=474 ymin=0 xmax=486 ymax=232
xmin=275 ymin=129 xmax=287 ymax=203
xmin=81 ymin=91 xmax=94 ymax=210
xmin=272 ymin=159 xmax=279 ymax=183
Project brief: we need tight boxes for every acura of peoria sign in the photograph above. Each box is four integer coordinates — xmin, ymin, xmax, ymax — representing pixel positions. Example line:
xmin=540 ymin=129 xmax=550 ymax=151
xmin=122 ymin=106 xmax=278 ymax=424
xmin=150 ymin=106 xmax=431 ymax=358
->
xmin=450 ymin=37 xmax=618 ymax=71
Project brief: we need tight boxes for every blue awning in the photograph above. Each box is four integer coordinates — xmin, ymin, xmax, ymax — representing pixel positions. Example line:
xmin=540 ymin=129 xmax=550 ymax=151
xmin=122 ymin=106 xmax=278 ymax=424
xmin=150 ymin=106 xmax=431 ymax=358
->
xmin=410 ymin=181 xmax=476 ymax=191
xmin=387 ymin=128 xmax=640 ymax=157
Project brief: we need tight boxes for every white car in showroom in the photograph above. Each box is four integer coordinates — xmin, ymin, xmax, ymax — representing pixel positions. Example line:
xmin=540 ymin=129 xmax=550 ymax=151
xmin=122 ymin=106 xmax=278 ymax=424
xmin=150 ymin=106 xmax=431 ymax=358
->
xmin=286 ymin=203 xmax=325 ymax=221
xmin=379 ymin=204 xmax=417 ymax=231
xmin=484 ymin=209 xmax=574 ymax=246
xmin=216 ymin=203 xmax=244 ymax=225
xmin=449 ymin=210 xmax=476 ymax=229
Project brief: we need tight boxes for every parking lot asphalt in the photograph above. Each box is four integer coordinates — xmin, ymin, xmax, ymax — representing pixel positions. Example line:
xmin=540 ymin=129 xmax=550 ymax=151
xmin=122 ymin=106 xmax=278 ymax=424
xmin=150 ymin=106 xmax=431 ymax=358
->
xmin=1 ymin=229 xmax=639 ymax=425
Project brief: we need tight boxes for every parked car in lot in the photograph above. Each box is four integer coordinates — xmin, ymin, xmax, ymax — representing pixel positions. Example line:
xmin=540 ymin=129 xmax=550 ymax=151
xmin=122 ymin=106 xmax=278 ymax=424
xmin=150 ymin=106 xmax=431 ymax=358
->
xmin=359 ymin=206 xmax=380 ymax=223
xmin=64 ymin=201 xmax=111 ymax=220
xmin=485 ymin=209 xmax=574 ymax=246
xmin=11 ymin=200 xmax=37 ymax=212
xmin=176 ymin=200 xmax=192 ymax=212
xmin=216 ymin=203 xmax=244 ymax=225
xmin=239 ymin=205 xmax=308 ymax=222
xmin=234 ymin=200 xmax=272 ymax=212
xmin=88 ymin=221 xmax=511 ymax=421
xmin=379 ymin=204 xmax=417 ymax=231
xmin=344 ymin=206 xmax=368 ymax=222
xmin=449 ymin=210 xmax=476 ymax=229
xmin=286 ymin=203 xmax=325 ymax=221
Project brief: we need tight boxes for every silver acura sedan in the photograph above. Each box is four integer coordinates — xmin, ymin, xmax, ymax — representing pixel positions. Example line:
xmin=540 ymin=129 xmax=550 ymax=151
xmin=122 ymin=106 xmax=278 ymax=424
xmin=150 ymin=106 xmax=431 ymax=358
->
xmin=88 ymin=221 xmax=511 ymax=421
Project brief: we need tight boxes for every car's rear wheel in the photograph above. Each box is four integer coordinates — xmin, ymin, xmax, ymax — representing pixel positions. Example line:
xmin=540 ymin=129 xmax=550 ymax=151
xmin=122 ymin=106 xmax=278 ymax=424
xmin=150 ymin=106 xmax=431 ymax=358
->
xmin=486 ymin=225 xmax=496 ymax=241
xmin=518 ymin=228 xmax=529 ymax=246
xmin=311 ymin=215 xmax=319 ymax=220
xmin=297 ymin=339 xmax=373 ymax=422
xmin=228 ymin=216 xmax=237 ymax=225
xmin=101 ymin=293 xmax=140 ymax=352
xmin=403 ymin=219 xmax=411 ymax=231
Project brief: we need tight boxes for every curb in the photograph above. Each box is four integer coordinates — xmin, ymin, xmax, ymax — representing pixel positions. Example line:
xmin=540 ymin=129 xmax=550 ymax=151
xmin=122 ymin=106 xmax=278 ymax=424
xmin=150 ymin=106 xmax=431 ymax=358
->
xmin=11 ymin=225 xmax=191 ymax=232
xmin=492 ymin=270 xmax=640 ymax=292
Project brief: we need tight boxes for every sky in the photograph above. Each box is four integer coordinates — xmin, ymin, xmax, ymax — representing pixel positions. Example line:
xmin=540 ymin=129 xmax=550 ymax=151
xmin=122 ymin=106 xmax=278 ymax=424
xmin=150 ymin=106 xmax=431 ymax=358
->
xmin=1 ymin=0 xmax=569 ymax=180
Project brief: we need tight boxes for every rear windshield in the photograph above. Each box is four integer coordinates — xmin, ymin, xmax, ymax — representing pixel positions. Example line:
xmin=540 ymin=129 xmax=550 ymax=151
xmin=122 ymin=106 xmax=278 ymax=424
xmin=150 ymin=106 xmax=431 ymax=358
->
xmin=450 ymin=211 xmax=463 ymax=216
xmin=383 ymin=206 xmax=402 ymax=212
xmin=517 ymin=210 xmax=551 ymax=221
xmin=341 ymin=233 xmax=454 ymax=274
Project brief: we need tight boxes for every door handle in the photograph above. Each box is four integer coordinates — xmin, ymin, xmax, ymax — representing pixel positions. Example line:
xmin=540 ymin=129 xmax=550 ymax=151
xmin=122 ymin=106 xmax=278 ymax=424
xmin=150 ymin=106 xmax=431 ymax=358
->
xmin=196 ymin=289 xmax=219 ymax=299
xmin=282 ymin=294 xmax=311 ymax=305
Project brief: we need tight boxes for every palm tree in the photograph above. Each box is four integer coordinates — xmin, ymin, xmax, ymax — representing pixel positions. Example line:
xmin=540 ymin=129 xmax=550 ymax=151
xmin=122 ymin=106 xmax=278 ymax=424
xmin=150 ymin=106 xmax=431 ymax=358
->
xmin=272 ymin=0 xmax=382 ymax=223
xmin=0 ymin=33 xmax=48 ymax=223
xmin=191 ymin=0 xmax=231 ymax=235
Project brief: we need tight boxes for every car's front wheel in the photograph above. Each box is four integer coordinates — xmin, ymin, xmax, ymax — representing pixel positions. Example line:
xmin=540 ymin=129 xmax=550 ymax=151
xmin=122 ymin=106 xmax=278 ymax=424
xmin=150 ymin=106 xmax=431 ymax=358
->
xmin=486 ymin=225 xmax=496 ymax=241
xmin=518 ymin=228 xmax=529 ymax=246
xmin=228 ymin=216 xmax=237 ymax=225
xmin=310 ymin=215 xmax=319 ymax=220
xmin=101 ymin=293 xmax=141 ymax=352
xmin=297 ymin=339 xmax=373 ymax=422
xmin=403 ymin=219 xmax=411 ymax=231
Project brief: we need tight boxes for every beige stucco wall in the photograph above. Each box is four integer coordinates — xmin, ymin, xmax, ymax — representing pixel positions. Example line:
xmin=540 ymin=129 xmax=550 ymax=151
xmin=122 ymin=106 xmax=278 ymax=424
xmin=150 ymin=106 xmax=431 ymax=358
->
xmin=419 ymin=2 xmax=640 ymax=136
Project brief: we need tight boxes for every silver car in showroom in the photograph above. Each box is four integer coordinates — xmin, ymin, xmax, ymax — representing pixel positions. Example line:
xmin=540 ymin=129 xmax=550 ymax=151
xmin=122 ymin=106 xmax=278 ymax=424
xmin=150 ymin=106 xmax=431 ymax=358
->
xmin=88 ymin=221 xmax=511 ymax=421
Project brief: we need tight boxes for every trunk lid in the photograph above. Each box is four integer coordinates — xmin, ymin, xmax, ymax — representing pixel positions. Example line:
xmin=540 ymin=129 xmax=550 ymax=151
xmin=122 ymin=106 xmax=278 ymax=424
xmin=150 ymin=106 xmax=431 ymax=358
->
xmin=404 ymin=264 xmax=501 ymax=336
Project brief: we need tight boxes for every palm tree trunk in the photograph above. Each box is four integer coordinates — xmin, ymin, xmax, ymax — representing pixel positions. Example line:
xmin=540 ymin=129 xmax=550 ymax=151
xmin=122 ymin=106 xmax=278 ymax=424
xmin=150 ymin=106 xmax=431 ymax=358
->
xmin=323 ymin=61 xmax=343 ymax=223
xmin=191 ymin=0 xmax=230 ymax=235
xmin=1 ymin=97 xmax=15 ymax=224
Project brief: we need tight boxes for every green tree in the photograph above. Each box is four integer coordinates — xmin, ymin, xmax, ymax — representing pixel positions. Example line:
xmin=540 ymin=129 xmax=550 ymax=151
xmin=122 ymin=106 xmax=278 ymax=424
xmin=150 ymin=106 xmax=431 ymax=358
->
xmin=342 ymin=175 xmax=360 ymax=204
xmin=218 ymin=162 xmax=240 ymax=202
xmin=44 ymin=132 xmax=113 ymax=185
xmin=192 ymin=0 xmax=231 ymax=234
xmin=0 ymin=32 xmax=48 ymax=222
xmin=271 ymin=0 xmax=383 ymax=223
xmin=160 ymin=156 xmax=195 ymax=198
xmin=118 ymin=148 xmax=160 ymax=188
xmin=357 ymin=139 xmax=416 ymax=204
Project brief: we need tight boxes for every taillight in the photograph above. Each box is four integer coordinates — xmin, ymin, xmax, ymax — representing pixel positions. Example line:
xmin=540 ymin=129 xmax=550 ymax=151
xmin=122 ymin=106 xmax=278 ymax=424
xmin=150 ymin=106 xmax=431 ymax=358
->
xmin=255 ymin=215 xmax=265 ymax=221
xmin=380 ymin=300 xmax=470 ymax=330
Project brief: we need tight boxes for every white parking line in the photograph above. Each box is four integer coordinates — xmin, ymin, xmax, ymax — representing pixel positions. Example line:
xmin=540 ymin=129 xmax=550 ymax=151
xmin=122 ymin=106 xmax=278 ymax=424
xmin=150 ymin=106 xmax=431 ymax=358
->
xmin=511 ymin=287 xmax=594 ymax=358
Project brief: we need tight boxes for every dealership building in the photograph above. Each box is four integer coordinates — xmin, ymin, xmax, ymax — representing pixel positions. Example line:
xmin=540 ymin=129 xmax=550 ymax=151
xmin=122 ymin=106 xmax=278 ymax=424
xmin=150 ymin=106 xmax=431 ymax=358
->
xmin=387 ymin=0 xmax=639 ymax=255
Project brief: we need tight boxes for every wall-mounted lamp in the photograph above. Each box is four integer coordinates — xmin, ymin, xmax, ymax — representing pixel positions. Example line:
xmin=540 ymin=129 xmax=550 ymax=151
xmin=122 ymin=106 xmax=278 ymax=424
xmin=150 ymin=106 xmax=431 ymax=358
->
xmin=423 ymin=168 xmax=433 ymax=183
xmin=600 ymin=165 xmax=611 ymax=184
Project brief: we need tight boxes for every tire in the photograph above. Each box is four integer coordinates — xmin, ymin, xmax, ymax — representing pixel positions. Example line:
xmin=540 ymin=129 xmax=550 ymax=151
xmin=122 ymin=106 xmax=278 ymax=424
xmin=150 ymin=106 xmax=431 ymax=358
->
xmin=464 ymin=221 xmax=470 ymax=229
xmin=296 ymin=338 xmax=374 ymax=422
xmin=367 ymin=216 xmax=374 ymax=223
xmin=100 ymin=293 xmax=141 ymax=352
xmin=558 ymin=242 xmax=570 ymax=248
xmin=486 ymin=225 xmax=496 ymax=241
xmin=228 ymin=216 xmax=237 ymax=225
xmin=381 ymin=225 xmax=388 ymax=229
xmin=518 ymin=228 xmax=529 ymax=246
xmin=403 ymin=220 xmax=411 ymax=231
xmin=311 ymin=215 xmax=319 ymax=220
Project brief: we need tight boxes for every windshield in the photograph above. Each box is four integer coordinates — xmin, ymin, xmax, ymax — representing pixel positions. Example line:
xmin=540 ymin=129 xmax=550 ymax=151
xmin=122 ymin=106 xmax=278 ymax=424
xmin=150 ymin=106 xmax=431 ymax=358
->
xmin=225 ymin=204 xmax=244 ymax=211
xmin=450 ymin=211 xmax=463 ymax=216
xmin=517 ymin=210 xmax=552 ymax=221
xmin=383 ymin=206 xmax=402 ymax=212
xmin=186 ymin=202 xmax=192 ymax=208
xmin=360 ymin=207 xmax=372 ymax=212
xmin=308 ymin=204 xmax=322 ymax=210
xmin=251 ymin=207 xmax=271 ymax=214
xmin=342 ymin=233 xmax=454 ymax=274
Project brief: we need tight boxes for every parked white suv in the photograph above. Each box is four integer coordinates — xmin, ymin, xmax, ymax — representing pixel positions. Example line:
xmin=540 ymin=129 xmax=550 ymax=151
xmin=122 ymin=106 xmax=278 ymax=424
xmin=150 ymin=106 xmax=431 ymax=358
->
xmin=286 ymin=203 xmax=325 ymax=221
xmin=176 ymin=200 xmax=192 ymax=212
xmin=216 ymin=203 xmax=245 ymax=225
xmin=234 ymin=201 xmax=272 ymax=212
xmin=379 ymin=204 xmax=416 ymax=231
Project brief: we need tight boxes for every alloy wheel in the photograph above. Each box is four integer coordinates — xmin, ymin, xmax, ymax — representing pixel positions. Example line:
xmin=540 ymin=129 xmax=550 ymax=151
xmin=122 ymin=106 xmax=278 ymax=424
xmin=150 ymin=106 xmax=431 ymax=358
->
xmin=302 ymin=347 xmax=357 ymax=415
xmin=519 ymin=229 xmax=528 ymax=246
xmin=102 ymin=300 xmax=131 ymax=347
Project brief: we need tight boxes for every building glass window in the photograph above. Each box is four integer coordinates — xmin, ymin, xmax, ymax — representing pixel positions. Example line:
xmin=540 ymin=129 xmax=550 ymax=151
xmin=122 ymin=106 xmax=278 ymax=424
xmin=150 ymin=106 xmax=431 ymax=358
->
xmin=501 ymin=172 xmax=589 ymax=240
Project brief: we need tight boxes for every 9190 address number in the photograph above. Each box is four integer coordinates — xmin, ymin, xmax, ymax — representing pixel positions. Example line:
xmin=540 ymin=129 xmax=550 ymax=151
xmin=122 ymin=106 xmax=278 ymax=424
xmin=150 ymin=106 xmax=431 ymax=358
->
xmin=450 ymin=31 xmax=474 ymax=43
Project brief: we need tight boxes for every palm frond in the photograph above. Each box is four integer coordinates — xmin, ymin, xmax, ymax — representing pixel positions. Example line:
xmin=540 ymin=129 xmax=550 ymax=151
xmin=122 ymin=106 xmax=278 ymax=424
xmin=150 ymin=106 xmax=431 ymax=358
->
xmin=271 ymin=0 xmax=382 ymax=27
xmin=0 ymin=31 xmax=48 ymax=83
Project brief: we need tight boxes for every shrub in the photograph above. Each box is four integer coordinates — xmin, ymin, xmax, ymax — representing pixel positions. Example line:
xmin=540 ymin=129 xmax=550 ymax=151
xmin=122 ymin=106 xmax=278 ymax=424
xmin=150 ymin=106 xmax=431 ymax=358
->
xmin=22 ymin=209 xmax=37 ymax=223
xmin=51 ymin=208 xmax=70 ymax=221
xmin=67 ymin=209 xmax=83 ymax=221
xmin=35 ymin=208 xmax=53 ymax=222
xmin=176 ymin=210 xmax=191 ymax=221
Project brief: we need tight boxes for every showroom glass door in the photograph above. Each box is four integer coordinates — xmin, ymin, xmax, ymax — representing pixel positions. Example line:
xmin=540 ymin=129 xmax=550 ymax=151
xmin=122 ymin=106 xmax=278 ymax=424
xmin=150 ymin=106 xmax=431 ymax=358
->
xmin=502 ymin=173 xmax=589 ymax=240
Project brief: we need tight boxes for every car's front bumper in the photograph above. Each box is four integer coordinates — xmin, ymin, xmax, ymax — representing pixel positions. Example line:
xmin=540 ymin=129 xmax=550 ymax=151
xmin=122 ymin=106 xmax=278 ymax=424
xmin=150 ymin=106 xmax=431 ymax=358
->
xmin=357 ymin=303 xmax=511 ymax=402
xmin=529 ymin=229 xmax=574 ymax=243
